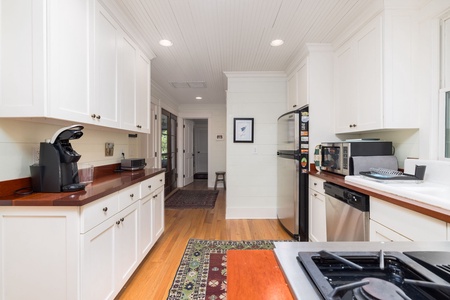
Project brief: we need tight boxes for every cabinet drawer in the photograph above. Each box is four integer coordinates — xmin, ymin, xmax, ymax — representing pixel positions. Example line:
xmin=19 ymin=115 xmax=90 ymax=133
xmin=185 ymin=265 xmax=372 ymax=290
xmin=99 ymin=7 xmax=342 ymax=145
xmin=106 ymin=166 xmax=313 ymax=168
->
xmin=80 ymin=193 xmax=119 ymax=233
xmin=140 ymin=174 xmax=164 ymax=198
xmin=370 ymin=197 xmax=447 ymax=241
xmin=118 ymin=184 xmax=140 ymax=211
xmin=309 ymin=176 xmax=325 ymax=194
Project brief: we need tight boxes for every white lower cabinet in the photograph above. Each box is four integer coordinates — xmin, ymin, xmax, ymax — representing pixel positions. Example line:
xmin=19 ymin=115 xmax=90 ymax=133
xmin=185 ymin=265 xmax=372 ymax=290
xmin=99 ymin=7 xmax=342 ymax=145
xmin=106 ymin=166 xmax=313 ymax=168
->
xmin=0 ymin=173 xmax=164 ymax=300
xmin=370 ymin=197 xmax=447 ymax=241
xmin=309 ymin=176 xmax=327 ymax=242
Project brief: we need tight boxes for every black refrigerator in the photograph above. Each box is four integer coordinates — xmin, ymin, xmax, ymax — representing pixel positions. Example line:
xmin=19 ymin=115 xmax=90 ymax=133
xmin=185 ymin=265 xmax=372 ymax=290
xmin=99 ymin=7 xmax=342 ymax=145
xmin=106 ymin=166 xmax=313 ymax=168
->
xmin=276 ymin=105 xmax=309 ymax=241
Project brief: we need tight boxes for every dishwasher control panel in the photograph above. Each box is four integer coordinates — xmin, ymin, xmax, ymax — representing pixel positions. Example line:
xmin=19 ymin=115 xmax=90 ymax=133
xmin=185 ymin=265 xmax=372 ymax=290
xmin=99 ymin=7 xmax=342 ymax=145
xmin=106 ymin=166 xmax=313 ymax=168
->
xmin=323 ymin=182 xmax=369 ymax=211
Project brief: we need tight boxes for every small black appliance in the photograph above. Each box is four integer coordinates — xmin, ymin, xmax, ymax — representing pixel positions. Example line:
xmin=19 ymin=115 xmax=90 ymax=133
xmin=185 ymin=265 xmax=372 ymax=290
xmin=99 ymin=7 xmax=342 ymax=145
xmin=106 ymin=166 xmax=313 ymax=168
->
xmin=30 ymin=124 xmax=85 ymax=192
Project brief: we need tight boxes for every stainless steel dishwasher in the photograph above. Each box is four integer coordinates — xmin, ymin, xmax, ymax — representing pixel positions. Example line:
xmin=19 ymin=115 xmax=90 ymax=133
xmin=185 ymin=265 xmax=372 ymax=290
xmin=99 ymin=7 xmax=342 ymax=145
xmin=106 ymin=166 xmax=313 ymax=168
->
xmin=323 ymin=182 xmax=370 ymax=241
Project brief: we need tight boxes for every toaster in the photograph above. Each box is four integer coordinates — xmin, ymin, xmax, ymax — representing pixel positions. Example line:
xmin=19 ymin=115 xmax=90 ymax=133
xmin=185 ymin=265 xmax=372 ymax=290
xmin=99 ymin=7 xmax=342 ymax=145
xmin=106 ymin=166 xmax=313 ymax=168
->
xmin=121 ymin=158 xmax=146 ymax=171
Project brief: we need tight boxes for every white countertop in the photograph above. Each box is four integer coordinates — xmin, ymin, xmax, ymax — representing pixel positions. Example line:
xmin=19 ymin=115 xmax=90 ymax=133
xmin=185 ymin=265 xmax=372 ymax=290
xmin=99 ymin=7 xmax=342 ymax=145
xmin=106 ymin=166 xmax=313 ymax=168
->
xmin=345 ymin=175 xmax=450 ymax=210
xmin=273 ymin=241 xmax=450 ymax=300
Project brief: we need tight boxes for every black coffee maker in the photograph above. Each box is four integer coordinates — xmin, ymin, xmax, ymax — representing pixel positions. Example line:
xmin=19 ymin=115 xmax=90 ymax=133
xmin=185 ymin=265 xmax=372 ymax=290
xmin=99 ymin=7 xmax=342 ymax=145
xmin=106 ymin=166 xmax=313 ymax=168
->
xmin=30 ymin=125 xmax=85 ymax=192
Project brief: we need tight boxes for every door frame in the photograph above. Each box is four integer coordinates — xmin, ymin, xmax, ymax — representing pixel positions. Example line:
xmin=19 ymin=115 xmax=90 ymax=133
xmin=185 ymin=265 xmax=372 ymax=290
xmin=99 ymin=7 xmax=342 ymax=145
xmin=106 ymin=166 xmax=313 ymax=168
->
xmin=177 ymin=113 xmax=212 ymax=188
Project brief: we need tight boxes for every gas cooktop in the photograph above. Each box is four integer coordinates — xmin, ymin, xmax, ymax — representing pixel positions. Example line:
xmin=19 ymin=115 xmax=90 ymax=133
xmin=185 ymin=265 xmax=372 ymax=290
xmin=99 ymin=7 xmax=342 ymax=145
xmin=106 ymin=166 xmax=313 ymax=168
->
xmin=273 ymin=241 xmax=450 ymax=300
xmin=297 ymin=250 xmax=450 ymax=300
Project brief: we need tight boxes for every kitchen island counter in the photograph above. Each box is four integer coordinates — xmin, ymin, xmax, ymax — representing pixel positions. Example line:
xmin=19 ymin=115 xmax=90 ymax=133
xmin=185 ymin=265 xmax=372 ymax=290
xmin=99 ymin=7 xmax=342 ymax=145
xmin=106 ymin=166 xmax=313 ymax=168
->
xmin=0 ymin=167 xmax=165 ymax=206
xmin=310 ymin=167 xmax=450 ymax=223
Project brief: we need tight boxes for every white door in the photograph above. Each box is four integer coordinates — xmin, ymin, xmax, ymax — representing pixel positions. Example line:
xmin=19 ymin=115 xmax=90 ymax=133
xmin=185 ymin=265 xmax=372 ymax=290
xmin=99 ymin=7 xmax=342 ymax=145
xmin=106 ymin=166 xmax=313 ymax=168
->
xmin=184 ymin=120 xmax=195 ymax=186
xmin=194 ymin=126 xmax=208 ymax=173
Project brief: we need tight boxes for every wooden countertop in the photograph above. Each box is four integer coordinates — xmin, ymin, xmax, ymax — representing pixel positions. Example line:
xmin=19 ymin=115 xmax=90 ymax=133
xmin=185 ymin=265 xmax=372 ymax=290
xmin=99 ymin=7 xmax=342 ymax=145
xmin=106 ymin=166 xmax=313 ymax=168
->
xmin=310 ymin=167 xmax=450 ymax=223
xmin=0 ymin=167 xmax=165 ymax=207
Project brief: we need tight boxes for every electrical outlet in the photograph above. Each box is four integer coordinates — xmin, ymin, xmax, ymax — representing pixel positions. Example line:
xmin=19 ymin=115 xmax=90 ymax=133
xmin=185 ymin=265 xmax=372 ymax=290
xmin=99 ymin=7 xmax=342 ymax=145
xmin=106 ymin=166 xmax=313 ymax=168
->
xmin=32 ymin=147 xmax=40 ymax=164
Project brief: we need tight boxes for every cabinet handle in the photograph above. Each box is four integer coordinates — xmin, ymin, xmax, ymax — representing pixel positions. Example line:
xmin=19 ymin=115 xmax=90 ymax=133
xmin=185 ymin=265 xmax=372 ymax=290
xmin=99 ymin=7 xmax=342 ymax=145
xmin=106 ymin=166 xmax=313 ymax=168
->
xmin=153 ymin=195 xmax=158 ymax=198
xmin=349 ymin=124 xmax=357 ymax=128
xmin=160 ymin=179 xmax=163 ymax=182
xmin=136 ymin=125 xmax=142 ymax=129
xmin=130 ymin=193 xmax=134 ymax=198
xmin=314 ymin=182 xmax=317 ymax=186
xmin=148 ymin=185 xmax=152 ymax=189
xmin=96 ymin=115 xmax=101 ymax=120
xmin=314 ymin=193 xmax=318 ymax=197
xmin=116 ymin=220 xmax=121 ymax=225
xmin=120 ymin=218 xmax=124 ymax=222
xmin=293 ymin=104 xmax=297 ymax=108
xmin=91 ymin=114 xmax=97 ymax=119
xmin=103 ymin=207 xmax=108 ymax=212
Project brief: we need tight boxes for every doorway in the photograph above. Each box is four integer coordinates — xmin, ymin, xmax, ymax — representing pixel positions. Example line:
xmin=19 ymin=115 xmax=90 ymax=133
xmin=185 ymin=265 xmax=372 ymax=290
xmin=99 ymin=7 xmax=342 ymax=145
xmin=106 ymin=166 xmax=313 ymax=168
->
xmin=161 ymin=109 xmax=177 ymax=196
xmin=183 ymin=119 xmax=208 ymax=186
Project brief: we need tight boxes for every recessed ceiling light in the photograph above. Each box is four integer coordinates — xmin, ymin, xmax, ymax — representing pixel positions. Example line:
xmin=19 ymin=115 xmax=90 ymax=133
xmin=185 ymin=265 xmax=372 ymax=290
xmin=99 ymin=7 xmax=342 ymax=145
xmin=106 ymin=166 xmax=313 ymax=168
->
xmin=270 ymin=39 xmax=284 ymax=47
xmin=159 ymin=39 xmax=173 ymax=47
xmin=195 ymin=96 xmax=202 ymax=100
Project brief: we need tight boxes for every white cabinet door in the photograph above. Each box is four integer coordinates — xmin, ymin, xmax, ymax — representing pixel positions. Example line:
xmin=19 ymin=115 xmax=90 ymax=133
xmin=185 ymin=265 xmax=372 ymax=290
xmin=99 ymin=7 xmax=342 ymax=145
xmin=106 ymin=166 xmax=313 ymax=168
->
xmin=287 ymin=72 xmax=298 ymax=110
xmin=47 ymin=0 xmax=93 ymax=123
xmin=153 ymin=187 xmax=165 ymax=240
xmin=335 ymin=16 xmax=382 ymax=133
xmin=139 ymin=194 xmax=154 ymax=258
xmin=0 ymin=208 xmax=79 ymax=300
xmin=296 ymin=61 xmax=308 ymax=108
xmin=92 ymin=2 xmax=120 ymax=128
xmin=81 ymin=217 xmax=116 ymax=300
xmin=119 ymin=35 xmax=138 ymax=131
xmin=115 ymin=202 xmax=139 ymax=288
xmin=309 ymin=190 xmax=327 ymax=242
xmin=0 ymin=0 xmax=46 ymax=117
xmin=135 ymin=51 xmax=151 ymax=133
xmin=335 ymin=43 xmax=357 ymax=133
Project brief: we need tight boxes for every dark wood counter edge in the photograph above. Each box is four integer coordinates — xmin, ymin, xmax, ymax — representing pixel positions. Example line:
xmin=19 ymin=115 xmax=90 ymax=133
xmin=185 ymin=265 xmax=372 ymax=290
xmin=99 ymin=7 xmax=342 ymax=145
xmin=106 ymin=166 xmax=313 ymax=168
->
xmin=309 ymin=167 xmax=450 ymax=223
xmin=0 ymin=168 xmax=165 ymax=207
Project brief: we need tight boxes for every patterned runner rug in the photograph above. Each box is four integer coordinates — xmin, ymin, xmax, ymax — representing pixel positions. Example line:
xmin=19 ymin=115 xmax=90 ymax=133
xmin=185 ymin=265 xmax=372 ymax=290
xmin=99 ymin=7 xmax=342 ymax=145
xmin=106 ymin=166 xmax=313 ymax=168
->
xmin=166 ymin=239 xmax=280 ymax=300
xmin=165 ymin=190 xmax=219 ymax=209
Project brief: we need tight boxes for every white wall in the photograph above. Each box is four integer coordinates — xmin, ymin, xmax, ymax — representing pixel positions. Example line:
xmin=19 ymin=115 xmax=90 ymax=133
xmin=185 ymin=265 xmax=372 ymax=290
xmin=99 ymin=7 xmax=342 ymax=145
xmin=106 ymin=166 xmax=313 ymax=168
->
xmin=177 ymin=103 xmax=226 ymax=188
xmin=0 ymin=119 xmax=139 ymax=181
xmin=225 ymin=72 xmax=287 ymax=219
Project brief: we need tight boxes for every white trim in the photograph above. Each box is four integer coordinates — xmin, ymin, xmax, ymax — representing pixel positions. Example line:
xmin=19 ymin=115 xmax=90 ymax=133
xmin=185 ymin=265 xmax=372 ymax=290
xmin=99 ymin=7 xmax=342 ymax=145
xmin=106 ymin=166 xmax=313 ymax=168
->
xmin=438 ymin=88 xmax=450 ymax=161
xmin=177 ymin=112 xmax=213 ymax=188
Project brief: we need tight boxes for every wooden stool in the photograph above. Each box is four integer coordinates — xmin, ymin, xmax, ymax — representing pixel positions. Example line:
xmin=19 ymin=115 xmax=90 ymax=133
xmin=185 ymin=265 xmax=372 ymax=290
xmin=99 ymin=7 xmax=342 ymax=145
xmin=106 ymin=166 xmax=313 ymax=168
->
xmin=214 ymin=171 xmax=226 ymax=190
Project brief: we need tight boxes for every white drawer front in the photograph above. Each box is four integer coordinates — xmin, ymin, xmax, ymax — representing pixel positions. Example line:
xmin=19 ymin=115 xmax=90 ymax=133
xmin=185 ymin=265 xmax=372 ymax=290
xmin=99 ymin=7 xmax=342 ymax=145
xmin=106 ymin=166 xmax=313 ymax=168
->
xmin=118 ymin=184 xmax=140 ymax=211
xmin=309 ymin=176 xmax=325 ymax=194
xmin=140 ymin=174 xmax=164 ymax=199
xmin=80 ymin=193 xmax=119 ymax=233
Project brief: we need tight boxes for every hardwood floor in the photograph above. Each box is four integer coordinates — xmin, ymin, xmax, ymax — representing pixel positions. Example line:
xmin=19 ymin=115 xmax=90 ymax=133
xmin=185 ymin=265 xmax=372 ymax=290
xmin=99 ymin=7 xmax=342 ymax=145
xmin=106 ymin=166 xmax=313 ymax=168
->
xmin=116 ymin=180 xmax=293 ymax=299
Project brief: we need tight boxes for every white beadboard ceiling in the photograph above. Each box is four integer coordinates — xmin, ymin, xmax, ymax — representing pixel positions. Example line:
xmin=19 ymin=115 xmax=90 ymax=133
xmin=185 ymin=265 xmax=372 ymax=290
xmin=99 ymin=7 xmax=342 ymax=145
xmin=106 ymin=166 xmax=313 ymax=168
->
xmin=109 ymin=0 xmax=374 ymax=105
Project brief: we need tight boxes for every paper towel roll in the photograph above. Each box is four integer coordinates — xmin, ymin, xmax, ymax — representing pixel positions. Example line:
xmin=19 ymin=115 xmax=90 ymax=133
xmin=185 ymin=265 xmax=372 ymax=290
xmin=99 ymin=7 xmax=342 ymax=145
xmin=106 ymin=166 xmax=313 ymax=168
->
xmin=350 ymin=156 xmax=398 ymax=175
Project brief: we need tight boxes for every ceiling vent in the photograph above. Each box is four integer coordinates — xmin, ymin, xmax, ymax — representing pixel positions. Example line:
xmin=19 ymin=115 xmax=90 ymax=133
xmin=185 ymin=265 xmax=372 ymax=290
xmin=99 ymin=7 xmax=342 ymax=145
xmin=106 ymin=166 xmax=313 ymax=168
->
xmin=169 ymin=81 xmax=207 ymax=88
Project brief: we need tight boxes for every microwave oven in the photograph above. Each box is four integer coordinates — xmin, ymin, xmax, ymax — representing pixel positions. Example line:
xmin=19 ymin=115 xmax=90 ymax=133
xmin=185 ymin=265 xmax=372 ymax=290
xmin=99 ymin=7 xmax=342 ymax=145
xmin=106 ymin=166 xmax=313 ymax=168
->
xmin=320 ymin=141 xmax=393 ymax=175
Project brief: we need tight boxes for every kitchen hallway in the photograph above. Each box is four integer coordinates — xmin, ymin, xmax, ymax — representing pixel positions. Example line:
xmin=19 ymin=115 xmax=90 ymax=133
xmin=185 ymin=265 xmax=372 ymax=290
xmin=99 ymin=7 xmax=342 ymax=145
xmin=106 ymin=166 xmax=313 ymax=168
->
xmin=116 ymin=180 xmax=293 ymax=299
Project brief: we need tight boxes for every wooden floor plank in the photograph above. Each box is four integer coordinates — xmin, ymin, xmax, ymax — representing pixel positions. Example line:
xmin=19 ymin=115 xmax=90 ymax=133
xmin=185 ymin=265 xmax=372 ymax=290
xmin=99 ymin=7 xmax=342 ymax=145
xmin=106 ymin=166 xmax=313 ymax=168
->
xmin=116 ymin=180 xmax=293 ymax=299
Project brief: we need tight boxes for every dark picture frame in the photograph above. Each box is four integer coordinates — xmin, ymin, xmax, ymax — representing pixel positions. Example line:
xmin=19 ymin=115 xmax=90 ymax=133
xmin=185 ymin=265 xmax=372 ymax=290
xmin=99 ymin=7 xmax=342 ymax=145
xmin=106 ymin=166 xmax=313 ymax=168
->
xmin=233 ymin=118 xmax=254 ymax=143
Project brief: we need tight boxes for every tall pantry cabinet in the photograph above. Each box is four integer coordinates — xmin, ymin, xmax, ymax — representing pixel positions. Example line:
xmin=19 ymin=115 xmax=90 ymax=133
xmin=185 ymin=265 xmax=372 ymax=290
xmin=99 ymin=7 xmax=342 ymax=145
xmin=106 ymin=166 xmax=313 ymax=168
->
xmin=0 ymin=0 xmax=153 ymax=133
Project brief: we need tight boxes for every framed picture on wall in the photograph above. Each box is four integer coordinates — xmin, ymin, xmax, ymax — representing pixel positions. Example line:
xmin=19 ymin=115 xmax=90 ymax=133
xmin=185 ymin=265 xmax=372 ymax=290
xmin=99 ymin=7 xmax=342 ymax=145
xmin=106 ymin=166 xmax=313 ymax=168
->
xmin=233 ymin=118 xmax=254 ymax=143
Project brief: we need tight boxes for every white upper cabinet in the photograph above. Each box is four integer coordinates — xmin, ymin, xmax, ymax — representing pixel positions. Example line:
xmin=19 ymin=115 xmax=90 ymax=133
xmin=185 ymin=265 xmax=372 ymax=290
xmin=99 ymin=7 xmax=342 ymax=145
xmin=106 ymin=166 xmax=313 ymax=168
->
xmin=0 ymin=0 xmax=152 ymax=133
xmin=0 ymin=0 xmax=46 ymax=117
xmin=119 ymin=37 xmax=151 ymax=133
xmin=91 ymin=3 xmax=120 ymax=128
xmin=47 ymin=0 xmax=93 ymax=123
xmin=287 ymin=60 xmax=308 ymax=110
xmin=334 ymin=6 xmax=418 ymax=134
